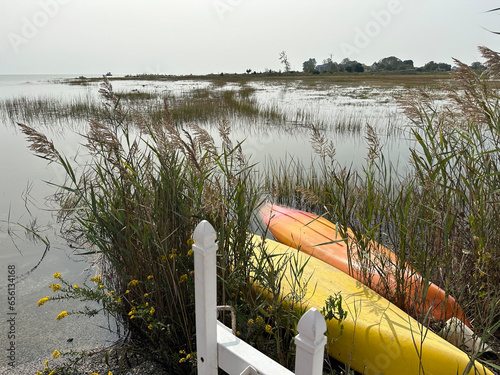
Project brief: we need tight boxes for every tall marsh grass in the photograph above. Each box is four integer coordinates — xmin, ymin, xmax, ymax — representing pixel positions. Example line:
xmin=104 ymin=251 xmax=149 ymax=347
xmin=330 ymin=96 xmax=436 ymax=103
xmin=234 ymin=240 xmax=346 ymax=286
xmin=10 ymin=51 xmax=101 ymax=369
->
xmin=18 ymin=77 xmax=310 ymax=373
xmin=1 ymin=80 xmax=394 ymax=143
xmin=161 ymin=85 xmax=285 ymax=124
xmin=1 ymin=84 xmax=287 ymax=131
xmin=265 ymin=47 xmax=500 ymax=370
xmin=0 ymin=95 xmax=104 ymax=124
xmin=13 ymin=59 xmax=500 ymax=373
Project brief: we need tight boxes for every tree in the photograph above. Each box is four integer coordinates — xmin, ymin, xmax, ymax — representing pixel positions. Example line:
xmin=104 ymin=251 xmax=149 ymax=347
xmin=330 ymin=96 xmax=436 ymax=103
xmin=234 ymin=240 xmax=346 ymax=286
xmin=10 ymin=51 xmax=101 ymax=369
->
xmin=403 ymin=60 xmax=414 ymax=69
xmin=302 ymin=58 xmax=317 ymax=73
xmin=437 ymin=62 xmax=451 ymax=71
xmin=376 ymin=56 xmax=413 ymax=71
xmin=352 ymin=62 xmax=365 ymax=72
xmin=279 ymin=51 xmax=291 ymax=73
xmin=470 ymin=61 xmax=486 ymax=73
xmin=423 ymin=61 xmax=438 ymax=72
xmin=378 ymin=56 xmax=402 ymax=70
xmin=423 ymin=61 xmax=451 ymax=72
xmin=323 ymin=54 xmax=334 ymax=66
xmin=339 ymin=58 xmax=364 ymax=73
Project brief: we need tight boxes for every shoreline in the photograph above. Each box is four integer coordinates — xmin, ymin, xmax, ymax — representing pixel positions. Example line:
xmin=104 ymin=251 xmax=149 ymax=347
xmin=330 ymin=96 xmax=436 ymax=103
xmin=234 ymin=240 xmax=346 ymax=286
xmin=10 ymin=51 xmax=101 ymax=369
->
xmin=0 ymin=341 xmax=169 ymax=375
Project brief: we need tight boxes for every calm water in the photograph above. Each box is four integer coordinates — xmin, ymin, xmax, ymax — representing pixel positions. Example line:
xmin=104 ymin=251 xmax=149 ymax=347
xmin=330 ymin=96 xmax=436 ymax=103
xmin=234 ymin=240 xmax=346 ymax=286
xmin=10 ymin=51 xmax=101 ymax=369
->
xmin=0 ymin=75 xmax=117 ymax=368
xmin=0 ymin=74 xmax=414 ymax=367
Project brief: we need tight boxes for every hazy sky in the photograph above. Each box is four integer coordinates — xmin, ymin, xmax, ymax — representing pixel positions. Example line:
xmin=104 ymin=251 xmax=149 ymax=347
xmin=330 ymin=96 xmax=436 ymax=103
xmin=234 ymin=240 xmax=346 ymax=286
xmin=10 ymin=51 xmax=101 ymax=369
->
xmin=1 ymin=0 xmax=500 ymax=75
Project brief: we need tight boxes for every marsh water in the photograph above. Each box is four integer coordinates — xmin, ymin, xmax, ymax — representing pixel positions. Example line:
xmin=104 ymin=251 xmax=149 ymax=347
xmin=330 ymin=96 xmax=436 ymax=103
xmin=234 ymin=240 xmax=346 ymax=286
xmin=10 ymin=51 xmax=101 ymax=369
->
xmin=0 ymin=74 xmax=418 ymax=367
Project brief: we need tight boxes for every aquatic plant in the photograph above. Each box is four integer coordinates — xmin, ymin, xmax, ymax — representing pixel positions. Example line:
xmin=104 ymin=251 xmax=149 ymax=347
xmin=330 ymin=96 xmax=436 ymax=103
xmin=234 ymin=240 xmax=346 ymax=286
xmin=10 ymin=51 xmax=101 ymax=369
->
xmin=21 ymin=77 xmax=311 ymax=373
xmin=265 ymin=46 xmax=500 ymax=372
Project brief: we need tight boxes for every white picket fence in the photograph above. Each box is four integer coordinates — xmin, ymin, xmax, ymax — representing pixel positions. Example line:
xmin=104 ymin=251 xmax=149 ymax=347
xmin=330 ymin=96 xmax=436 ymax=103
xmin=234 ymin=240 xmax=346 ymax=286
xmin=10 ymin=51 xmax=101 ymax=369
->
xmin=193 ymin=220 xmax=328 ymax=375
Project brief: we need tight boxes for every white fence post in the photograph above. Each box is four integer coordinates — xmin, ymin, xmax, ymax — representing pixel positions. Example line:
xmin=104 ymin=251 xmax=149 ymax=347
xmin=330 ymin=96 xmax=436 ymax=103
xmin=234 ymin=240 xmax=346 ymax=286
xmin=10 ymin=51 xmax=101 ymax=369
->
xmin=193 ymin=220 xmax=218 ymax=375
xmin=294 ymin=308 xmax=327 ymax=375
xmin=193 ymin=220 xmax=328 ymax=375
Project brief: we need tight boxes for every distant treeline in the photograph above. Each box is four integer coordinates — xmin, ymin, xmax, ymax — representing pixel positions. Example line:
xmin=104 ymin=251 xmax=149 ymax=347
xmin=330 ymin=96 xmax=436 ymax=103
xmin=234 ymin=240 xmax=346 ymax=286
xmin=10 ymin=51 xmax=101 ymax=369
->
xmin=300 ymin=56 xmax=486 ymax=74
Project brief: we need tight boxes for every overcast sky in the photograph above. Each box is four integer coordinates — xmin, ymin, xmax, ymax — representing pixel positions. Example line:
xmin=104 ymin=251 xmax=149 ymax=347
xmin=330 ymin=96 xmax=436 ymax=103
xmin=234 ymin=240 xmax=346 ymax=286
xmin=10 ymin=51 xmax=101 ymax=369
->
xmin=1 ymin=0 xmax=500 ymax=76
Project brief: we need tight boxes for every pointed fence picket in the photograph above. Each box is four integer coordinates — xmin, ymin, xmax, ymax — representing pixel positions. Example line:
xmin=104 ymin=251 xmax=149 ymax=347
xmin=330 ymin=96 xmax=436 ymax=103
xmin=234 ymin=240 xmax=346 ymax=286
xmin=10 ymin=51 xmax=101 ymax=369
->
xmin=193 ymin=220 xmax=327 ymax=375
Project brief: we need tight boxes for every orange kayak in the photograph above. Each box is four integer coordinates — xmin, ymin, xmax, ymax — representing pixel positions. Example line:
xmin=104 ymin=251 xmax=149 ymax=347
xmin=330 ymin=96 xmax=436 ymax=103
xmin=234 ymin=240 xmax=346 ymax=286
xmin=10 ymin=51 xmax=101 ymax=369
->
xmin=259 ymin=202 xmax=471 ymax=327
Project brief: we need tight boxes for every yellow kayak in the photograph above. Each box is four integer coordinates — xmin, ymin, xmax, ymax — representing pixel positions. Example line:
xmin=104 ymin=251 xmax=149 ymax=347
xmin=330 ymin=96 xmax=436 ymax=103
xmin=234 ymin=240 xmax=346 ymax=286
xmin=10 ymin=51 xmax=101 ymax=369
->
xmin=252 ymin=235 xmax=493 ymax=375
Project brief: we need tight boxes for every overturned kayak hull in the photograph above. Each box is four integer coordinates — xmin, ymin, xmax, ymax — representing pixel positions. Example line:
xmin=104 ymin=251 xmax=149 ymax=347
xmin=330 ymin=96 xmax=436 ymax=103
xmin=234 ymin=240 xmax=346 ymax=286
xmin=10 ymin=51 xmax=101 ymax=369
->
xmin=252 ymin=236 xmax=493 ymax=375
xmin=259 ymin=203 xmax=471 ymax=327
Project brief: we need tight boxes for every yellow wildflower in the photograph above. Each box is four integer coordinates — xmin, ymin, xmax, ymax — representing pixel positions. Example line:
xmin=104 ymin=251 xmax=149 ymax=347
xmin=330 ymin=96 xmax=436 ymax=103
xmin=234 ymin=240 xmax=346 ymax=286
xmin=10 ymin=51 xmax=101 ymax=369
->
xmin=186 ymin=353 xmax=191 ymax=360
xmin=150 ymin=307 xmax=155 ymax=315
xmin=44 ymin=360 xmax=49 ymax=366
xmin=108 ymin=372 xmax=113 ymax=375
xmin=90 ymin=275 xmax=101 ymax=283
xmin=90 ymin=373 xmax=100 ymax=375
xmin=187 ymin=238 xmax=195 ymax=246
xmin=147 ymin=275 xmax=153 ymax=280
xmin=56 ymin=311 xmax=67 ymax=320
xmin=125 ymin=290 xmax=130 ymax=294
xmin=128 ymin=307 xmax=136 ymax=315
xmin=37 ymin=296 xmax=50 ymax=307
xmin=116 ymin=297 xmax=121 ymax=304
xmin=187 ymin=249 xmax=193 ymax=256
xmin=73 ymin=285 xmax=79 ymax=289
xmin=190 ymin=270 xmax=195 ymax=276
xmin=255 ymin=316 xmax=264 ymax=325
xmin=179 ymin=358 xmax=186 ymax=363
xmin=53 ymin=272 xmax=61 ymax=279
xmin=145 ymin=302 xmax=149 ymax=306
xmin=48 ymin=371 xmax=56 ymax=375
xmin=148 ymin=324 xmax=153 ymax=330
xmin=179 ymin=350 xmax=186 ymax=354
xmin=99 ymin=285 xmax=104 ymax=289
xmin=265 ymin=325 xmax=273 ymax=334
xmin=49 ymin=283 xmax=61 ymax=292
xmin=130 ymin=315 xmax=135 ymax=319
xmin=144 ymin=293 xmax=149 ymax=297
xmin=159 ymin=255 xmax=167 ymax=263
xmin=179 ymin=274 xmax=188 ymax=284
xmin=168 ymin=254 xmax=174 ymax=260
xmin=128 ymin=279 xmax=139 ymax=287
xmin=52 ymin=349 xmax=60 ymax=359
xmin=247 ymin=319 xmax=254 ymax=325
xmin=37 ymin=372 xmax=42 ymax=375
